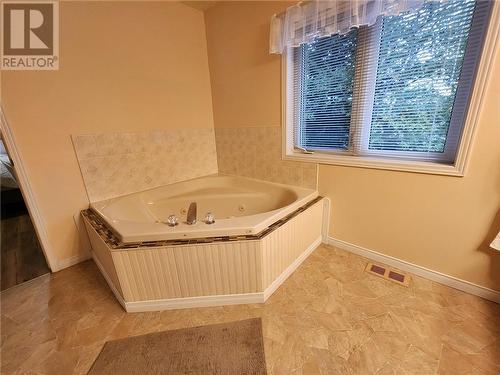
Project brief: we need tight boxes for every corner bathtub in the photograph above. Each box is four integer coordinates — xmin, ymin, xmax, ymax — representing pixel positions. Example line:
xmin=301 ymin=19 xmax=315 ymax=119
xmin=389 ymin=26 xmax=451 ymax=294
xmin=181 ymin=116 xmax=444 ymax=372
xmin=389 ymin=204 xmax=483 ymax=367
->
xmin=90 ymin=175 xmax=318 ymax=243
xmin=82 ymin=175 xmax=326 ymax=312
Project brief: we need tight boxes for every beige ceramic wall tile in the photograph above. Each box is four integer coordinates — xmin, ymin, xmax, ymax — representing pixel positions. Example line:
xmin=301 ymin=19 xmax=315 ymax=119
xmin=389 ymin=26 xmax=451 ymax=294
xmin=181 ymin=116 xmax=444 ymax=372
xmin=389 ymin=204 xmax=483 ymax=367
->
xmin=215 ymin=127 xmax=318 ymax=189
xmin=74 ymin=126 xmax=316 ymax=202
xmin=73 ymin=129 xmax=218 ymax=202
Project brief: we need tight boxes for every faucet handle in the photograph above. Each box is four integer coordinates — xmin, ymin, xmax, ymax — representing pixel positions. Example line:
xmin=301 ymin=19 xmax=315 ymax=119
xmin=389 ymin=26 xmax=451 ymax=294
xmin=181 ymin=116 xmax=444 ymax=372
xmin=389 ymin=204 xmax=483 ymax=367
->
xmin=204 ymin=212 xmax=215 ymax=224
xmin=166 ymin=214 xmax=179 ymax=227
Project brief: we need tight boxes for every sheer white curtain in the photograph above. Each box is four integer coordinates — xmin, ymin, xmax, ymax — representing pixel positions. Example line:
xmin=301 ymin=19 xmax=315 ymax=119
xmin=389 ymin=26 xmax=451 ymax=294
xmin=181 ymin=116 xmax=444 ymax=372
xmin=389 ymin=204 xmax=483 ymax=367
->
xmin=270 ymin=0 xmax=426 ymax=54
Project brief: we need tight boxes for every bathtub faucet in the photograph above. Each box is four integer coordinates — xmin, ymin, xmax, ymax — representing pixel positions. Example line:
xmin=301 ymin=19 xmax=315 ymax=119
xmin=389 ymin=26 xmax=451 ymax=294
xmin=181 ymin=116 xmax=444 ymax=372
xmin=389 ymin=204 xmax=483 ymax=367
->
xmin=186 ymin=202 xmax=197 ymax=225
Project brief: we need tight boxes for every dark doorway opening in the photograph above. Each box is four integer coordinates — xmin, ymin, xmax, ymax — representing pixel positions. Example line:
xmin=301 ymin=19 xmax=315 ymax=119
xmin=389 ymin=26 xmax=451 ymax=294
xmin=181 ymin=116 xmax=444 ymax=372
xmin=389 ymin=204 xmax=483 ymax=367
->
xmin=1 ymin=138 xmax=49 ymax=291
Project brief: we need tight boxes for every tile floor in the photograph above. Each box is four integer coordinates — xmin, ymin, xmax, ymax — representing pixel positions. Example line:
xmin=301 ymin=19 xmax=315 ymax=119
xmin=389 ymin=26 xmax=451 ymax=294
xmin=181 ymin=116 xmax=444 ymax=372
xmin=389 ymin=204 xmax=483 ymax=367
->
xmin=1 ymin=245 xmax=499 ymax=374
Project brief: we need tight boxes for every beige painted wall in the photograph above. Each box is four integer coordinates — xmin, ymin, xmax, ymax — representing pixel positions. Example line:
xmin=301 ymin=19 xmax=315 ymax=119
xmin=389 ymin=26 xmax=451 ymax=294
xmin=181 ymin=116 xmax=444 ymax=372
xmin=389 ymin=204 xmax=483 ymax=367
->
xmin=1 ymin=2 xmax=214 ymax=268
xmin=320 ymin=44 xmax=500 ymax=291
xmin=205 ymin=1 xmax=291 ymax=128
xmin=205 ymin=1 xmax=320 ymax=188
xmin=204 ymin=1 xmax=500 ymax=290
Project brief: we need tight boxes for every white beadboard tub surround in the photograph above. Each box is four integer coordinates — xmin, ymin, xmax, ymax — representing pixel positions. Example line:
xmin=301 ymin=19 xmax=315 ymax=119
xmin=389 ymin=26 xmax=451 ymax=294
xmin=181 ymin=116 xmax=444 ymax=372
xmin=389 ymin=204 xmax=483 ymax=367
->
xmin=83 ymin=198 xmax=325 ymax=312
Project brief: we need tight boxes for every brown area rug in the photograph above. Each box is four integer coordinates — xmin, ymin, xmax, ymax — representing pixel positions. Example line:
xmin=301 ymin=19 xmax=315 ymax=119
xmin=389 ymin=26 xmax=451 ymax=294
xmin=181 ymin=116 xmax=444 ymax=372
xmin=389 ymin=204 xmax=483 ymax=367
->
xmin=88 ymin=318 xmax=267 ymax=375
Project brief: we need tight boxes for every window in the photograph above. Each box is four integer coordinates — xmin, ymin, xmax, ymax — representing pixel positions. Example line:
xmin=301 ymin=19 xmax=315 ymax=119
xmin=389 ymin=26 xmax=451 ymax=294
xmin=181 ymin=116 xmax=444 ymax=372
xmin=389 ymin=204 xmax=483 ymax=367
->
xmin=284 ymin=0 xmax=495 ymax=174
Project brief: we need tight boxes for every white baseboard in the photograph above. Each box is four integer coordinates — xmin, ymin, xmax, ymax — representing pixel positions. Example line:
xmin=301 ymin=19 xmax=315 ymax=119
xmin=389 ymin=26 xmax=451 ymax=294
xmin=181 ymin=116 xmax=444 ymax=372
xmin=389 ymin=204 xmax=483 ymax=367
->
xmin=90 ymin=251 xmax=127 ymax=310
xmin=125 ymin=292 xmax=265 ymax=313
xmin=324 ymin=236 xmax=500 ymax=304
xmin=119 ymin=235 xmax=322 ymax=312
xmin=55 ymin=252 xmax=91 ymax=271
xmin=263 ymin=235 xmax=322 ymax=300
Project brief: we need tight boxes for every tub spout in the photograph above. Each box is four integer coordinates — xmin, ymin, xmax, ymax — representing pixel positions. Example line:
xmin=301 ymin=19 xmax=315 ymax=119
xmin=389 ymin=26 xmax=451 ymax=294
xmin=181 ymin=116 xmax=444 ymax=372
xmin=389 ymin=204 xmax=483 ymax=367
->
xmin=186 ymin=202 xmax=197 ymax=225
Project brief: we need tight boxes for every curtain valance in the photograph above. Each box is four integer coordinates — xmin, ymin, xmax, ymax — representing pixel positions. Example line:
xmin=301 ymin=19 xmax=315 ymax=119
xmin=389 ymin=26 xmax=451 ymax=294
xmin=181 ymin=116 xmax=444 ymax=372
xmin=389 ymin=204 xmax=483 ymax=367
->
xmin=270 ymin=0 xmax=426 ymax=54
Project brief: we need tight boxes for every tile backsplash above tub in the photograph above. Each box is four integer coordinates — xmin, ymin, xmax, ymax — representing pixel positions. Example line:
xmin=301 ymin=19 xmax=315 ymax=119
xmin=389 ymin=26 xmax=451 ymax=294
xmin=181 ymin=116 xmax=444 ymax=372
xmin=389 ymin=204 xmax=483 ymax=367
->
xmin=215 ymin=127 xmax=317 ymax=189
xmin=73 ymin=129 xmax=218 ymax=202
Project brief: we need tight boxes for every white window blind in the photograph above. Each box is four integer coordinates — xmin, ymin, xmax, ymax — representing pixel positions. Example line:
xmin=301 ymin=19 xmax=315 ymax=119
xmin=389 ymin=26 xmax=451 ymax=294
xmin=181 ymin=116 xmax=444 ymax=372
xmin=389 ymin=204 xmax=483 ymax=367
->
xmin=294 ymin=29 xmax=358 ymax=150
xmin=287 ymin=0 xmax=493 ymax=164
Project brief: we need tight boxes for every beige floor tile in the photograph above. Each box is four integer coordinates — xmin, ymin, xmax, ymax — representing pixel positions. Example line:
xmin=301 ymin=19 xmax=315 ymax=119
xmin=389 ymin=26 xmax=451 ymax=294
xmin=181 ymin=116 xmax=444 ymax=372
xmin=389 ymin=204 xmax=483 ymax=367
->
xmin=1 ymin=245 xmax=499 ymax=374
xmin=437 ymin=345 xmax=488 ymax=375
xmin=399 ymin=345 xmax=439 ymax=374
xmin=441 ymin=320 xmax=497 ymax=354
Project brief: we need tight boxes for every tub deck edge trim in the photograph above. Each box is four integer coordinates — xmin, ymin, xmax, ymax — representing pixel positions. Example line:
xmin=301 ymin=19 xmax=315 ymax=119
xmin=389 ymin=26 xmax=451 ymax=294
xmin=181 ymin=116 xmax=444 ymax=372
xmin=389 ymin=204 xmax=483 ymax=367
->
xmin=82 ymin=196 xmax=324 ymax=250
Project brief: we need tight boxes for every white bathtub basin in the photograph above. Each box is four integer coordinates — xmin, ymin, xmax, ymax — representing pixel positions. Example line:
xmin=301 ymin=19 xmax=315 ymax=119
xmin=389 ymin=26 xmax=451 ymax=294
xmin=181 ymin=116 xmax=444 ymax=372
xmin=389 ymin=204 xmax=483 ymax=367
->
xmin=90 ymin=175 xmax=318 ymax=243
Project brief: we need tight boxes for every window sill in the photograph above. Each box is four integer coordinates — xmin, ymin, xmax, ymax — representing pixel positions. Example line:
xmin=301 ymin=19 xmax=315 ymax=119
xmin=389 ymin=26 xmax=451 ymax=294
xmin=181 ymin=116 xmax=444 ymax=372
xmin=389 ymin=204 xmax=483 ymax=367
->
xmin=283 ymin=151 xmax=465 ymax=176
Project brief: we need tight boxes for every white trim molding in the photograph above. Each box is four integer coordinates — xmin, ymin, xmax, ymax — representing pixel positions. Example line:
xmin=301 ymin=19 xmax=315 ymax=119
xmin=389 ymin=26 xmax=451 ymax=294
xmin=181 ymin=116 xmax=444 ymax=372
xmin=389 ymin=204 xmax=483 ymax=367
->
xmin=324 ymin=236 xmax=500 ymax=304
xmin=57 ymin=253 xmax=92 ymax=271
xmin=91 ymin=250 xmax=127 ymax=310
xmin=0 ymin=105 xmax=57 ymax=271
xmin=281 ymin=1 xmax=500 ymax=177
xmin=126 ymin=293 xmax=265 ymax=313
xmin=321 ymin=198 xmax=331 ymax=242
xmin=263 ymin=235 xmax=322 ymax=300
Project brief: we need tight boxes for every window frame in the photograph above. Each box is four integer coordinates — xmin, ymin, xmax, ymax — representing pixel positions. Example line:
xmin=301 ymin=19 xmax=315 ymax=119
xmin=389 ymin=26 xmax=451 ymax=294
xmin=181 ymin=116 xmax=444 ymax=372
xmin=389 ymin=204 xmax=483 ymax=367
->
xmin=282 ymin=1 xmax=499 ymax=176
